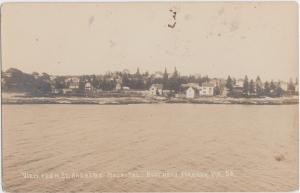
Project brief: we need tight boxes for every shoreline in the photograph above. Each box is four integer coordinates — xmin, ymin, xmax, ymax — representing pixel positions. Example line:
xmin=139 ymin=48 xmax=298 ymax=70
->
xmin=2 ymin=94 xmax=299 ymax=105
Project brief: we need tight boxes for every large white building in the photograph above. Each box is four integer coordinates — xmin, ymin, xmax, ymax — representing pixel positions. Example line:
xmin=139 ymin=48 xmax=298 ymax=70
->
xmin=199 ymin=83 xmax=214 ymax=96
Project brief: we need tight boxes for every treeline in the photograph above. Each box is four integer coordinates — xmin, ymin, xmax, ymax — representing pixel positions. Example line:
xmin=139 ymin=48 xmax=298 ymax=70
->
xmin=2 ymin=67 xmax=211 ymax=93
xmin=225 ymin=75 xmax=298 ymax=97
xmin=2 ymin=68 xmax=52 ymax=95
xmin=74 ymin=68 xmax=211 ymax=92
xmin=2 ymin=67 xmax=298 ymax=97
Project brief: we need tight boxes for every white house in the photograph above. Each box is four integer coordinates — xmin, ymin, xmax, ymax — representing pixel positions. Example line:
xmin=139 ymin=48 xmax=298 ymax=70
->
xmin=236 ymin=79 xmax=244 ymax=87
xmin=199 ymin=83 xmax=214 ymax=96
xmin=51 ymin=85 xmax=62 ymax=94
xmin=149 ymin=84 xmax=163 ymax=96
xmin=115 ymin=83 xmax=122 ymax=91
xmin=182 ymin=83 xmax=201 ymax=99
xmin=65 ymin=77 xmax=80 ymax=89
xmin=186 ymin=87 xmax=197 ymax=98
xmin=62 ymin=88 xmax=73 ymax=95
xmin=85 ymin=82 xmax=93 ymax=91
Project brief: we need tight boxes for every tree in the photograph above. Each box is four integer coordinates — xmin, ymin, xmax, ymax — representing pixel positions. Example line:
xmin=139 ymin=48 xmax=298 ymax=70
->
xmin=249 ymin=79 xmax=255 ymax=94
xmin=41 ymin=73 xmax=50 ymax=81
xmin=135 ymin=67 xmax=140 ymax=76
xmin=101 ymin=78 xmax=116 ymax=91
xmin=243 ymin=75 xmax=249 ymax=95
xmin=270 ymin=81 xmax=276 ymax=91
xmin=255 ymin=76 xmax=263 ymax=96
xmin=226 ymin=75 xmax=233 ymax=91
xmin=54 ymin=76 xmax=66 ymax=89
xmin=233 ymin=78 xmax=236 ymax=86
xmin=163 ymin=68 xmax=169 ymax=89
xmin=288 ymin=78 xmax=295 ymax=93
xmin=173 ymin=67 xmax=179 ymax=78
xmin=122 ymin=72 xmax=130 ymax=87
xmin=264 ymin=81 xmax=270 ymax=96
xmin=32 ymin=72 xmax=39 ymax=78
xmin=144 ymin=71 xmax=149 ymax=77
xmin=214 ymin=85 xmax=221 ymax=95
xmin=266 ymin=81 xmax=277 ymax=97
xmin=201 ymin=75 xmax=210 ymax=84
xmin=276 ymin=86 xmax=284 ymax=97
xmin=168 ymin=67 xmax=181 ymax=92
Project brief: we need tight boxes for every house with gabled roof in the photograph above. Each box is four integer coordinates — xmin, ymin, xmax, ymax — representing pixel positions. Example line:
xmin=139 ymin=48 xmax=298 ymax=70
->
xmin=149 ymin=84 xmax=163 ymax=96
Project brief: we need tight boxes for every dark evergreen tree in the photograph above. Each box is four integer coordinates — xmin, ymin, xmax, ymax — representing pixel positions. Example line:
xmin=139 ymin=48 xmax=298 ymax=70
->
xmin=214 ymin=85 xmax=221 ymax=95
xmin=136 ymin=67 xmax=140 ymax=76
xmin=226 ymin=75 xmax=233 ymax=91
xmin=243 ymin=75 xmax=249 ymax=95
xmin=255 ymin=76 xmax=263 ymax=96
xmin=288 ymin=78 xmax=295 ymax=93
xmin=168 ymin=67 xmax=181 ymax=92
xmin=163 ymin=68 xmax=169 ymax=89
xmin=249 ymin=79 xmax=255 ymax=94
xmin=264 ymin=81 xmax=270 ymax=96
xmin=270 ymin=81 xmax=276 ymax=91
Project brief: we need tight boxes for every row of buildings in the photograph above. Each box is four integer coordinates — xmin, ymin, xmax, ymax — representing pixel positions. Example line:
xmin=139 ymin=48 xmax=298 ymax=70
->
xmin=52 ymin=77 xmax=130 ymax=96
xmin=53 ymin=76 xmax=216 ymax=98
xmin=148 ymin=78 xmax=299 ymax=99
xmin=149 ymin=82 xmax=215 ymax=98
xmin=49 ymin=75 xmax=298 ymax=99
xmin=55 ymin=76 xmax=217 ymax=98
xmin=184 ymin=83 xmax=215 ymax=98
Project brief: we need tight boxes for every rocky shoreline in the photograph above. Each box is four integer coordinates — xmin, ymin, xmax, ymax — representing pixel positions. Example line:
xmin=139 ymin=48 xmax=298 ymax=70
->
xmin=2 ymin=94 xmax=299 ymax=105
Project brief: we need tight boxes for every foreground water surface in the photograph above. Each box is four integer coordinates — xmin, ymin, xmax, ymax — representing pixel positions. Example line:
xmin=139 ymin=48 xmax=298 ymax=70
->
xmin=2 ymin=104 xmax=299 ymax=192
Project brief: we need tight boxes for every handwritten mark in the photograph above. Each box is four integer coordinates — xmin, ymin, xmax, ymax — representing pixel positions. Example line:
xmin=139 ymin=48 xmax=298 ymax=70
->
xmin=168 ymin=22 xmax=176 ymax=29
xmin=170 ymin=9 xmax=177 ymax=20
xmin=168 ymin=9 xmax=177 ymax=29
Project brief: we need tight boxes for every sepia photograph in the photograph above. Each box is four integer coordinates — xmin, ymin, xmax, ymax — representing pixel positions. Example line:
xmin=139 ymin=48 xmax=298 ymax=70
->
xmin=1 ymin=2 xmax=299 ymax=192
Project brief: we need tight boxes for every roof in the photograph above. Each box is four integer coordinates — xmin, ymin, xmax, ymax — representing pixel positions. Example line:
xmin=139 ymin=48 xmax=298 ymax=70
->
xmin=150 ymin=84 xmax=163 ymax=89
xmin=66 ymin=77 xmax=80 ymax=82
xmin=201 ymin=82 xmax=215 ymax=87
xmin=182 ymin=83 xmax=201 ymax=90
xmin=278 ymin=81 xmax=288 ymax=85
xmin=233 ymin=85 xmax=243 ymax=89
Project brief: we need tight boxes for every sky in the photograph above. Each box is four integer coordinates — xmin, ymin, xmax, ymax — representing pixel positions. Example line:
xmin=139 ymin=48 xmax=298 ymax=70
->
xmin=1 ymin=2 xmax=298 ymax=81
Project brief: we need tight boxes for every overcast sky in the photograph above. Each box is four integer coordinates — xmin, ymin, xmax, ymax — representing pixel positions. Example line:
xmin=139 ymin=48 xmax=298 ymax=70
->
xmin=1 ymin=2 xmax=298 ymax=81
